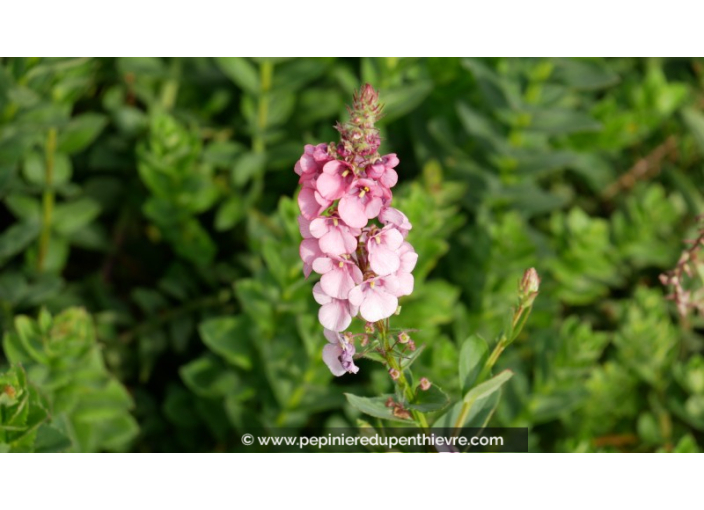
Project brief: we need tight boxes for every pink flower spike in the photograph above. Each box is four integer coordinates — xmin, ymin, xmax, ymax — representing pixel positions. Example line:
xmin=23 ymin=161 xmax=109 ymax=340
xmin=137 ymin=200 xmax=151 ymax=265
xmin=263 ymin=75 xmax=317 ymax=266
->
xmin=309 ymin=216 xmax=360 ymax=256
xmin=313 ymin=283 xmax=357 ymax=332
xmin=348 ymin=278 xmax=399 ymax=323
xmin=323 ymin=329 xmax=359 ymax=376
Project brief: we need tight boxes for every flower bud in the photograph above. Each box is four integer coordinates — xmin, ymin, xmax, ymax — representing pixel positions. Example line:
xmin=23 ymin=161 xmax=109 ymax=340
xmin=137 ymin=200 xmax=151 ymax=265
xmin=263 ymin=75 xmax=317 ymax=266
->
xmin=365 ymin=322 xmax=375 ymax=334
xmin=398 ymin=331 xmax=410 ymax=344
xmin=389 ymin=368 xmax=400 ymax=380
xmin=407 ymin=340 xmax=416 ymax=351
xmin=519 ymin=267 xmax=540 ymax=307
xmin=419 ymin=378 xmax=431 ymax=391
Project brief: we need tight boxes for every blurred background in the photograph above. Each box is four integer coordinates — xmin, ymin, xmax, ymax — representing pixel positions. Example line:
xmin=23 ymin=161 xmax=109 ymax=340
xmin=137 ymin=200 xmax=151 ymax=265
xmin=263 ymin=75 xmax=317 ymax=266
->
xmin=1 ymin=57 xmax=703 ymax=452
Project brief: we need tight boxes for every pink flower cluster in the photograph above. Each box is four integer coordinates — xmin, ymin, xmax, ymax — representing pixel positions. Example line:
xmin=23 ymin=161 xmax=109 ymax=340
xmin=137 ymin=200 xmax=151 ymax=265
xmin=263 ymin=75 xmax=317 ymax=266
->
xmin=294 ymin=85 xmax=417 ymax=376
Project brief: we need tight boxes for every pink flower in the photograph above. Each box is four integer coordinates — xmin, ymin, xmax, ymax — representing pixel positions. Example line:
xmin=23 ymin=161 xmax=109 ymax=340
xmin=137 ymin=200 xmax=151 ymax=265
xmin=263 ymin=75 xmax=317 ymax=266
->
xmin=299 ymin=238 xmax=323 ymax=278
xmin=323 ymin=329 xmax=359 ymax=376
xmin=312 ymin=254 xmax=363 ymax=299
xmin=366 ymin=226 xmax=404 ymax=276
xmin=379 ymin=207 xmax=412 ymax=238
xmin=313 ymin=283 xmax=357 ymax=332
xmin=338 ymin=178 xmax=383 ymax=229
xmin=295 ymin=143 xmax=333 ymax=182
xmin=298 ymin=180 xmax=332 ymax=220
xmin=366 ymin=153 xmax=399 ymax=189
xmin=348 ymin=277 xmax=399 ymax=323
xmin=316 ymin=160 xmax=355 ymax=201
xmin=309 ymin=215 xmax=360 ymax=256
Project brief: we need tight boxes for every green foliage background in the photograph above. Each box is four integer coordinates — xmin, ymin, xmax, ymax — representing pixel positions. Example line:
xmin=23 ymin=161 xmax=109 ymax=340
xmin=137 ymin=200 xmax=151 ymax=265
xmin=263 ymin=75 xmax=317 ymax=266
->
xmin=1 ymin=57 xmax=703 ymax=452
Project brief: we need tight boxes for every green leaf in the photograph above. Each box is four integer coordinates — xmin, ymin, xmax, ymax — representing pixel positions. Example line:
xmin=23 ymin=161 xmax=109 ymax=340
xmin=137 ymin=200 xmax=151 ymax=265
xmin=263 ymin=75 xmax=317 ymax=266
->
xmin=433 ymin=391 xmax=501 ymax=429
xmin=199 ymin=316 xmax=252 ymax=370
xmin=459 ymin=334 xmax=489 ymax=392
xmin=408 ymin=384 xmax=450 ymax=413
xmin=527 ymin=109 xmax=602 ymax=134
xmin=0 ymin=220 xmax=41 ymax=265
xmin=381 ymin=81 xmax=433 ymax=123
xmin=52 ymin=198 xmax=101 ymax=235
xmin=180 ymin=355 xmax=240 ymax=398
xmin=555 ymin=59 xmax=620 ymax=91
xmin=344 ymin=393 xmax=413 ymax=423
xmin=23 ymin=152 xmax=72 ymax=187
xmin=216 ymin=57 xmax=260 ymax=95
xmin=232 ymin=152 xmax=266 ymax=187
xmin=463 ymin=370 xmax=513 ymax=404
xmin=57 ymin=113 xmax=108 ymax=154
xmin=215 ymin=195 xmax=245 ymax=231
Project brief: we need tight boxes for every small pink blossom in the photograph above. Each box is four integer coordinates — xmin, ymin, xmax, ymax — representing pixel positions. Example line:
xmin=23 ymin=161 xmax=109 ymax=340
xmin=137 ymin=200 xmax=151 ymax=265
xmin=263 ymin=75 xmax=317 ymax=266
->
xmin=309 ymin=215 xmax=360 ymax=256
xmin=297 ymin=180 xmax=332 ymax=220
xmin=367 ymin=226 xmax=404 ymax=276
xmin=338 ymin=178 xmax=383 ymax=229
xmin=313 ymin=283 xmax=357 ymax=332
xmin=323 ymin=329 xmax=358 ymax=376
xmin=367 ymin=153 xmax=399 ymax=189
xmin=316 ymin=160 xmax=355 ymax=201
xmin=348 ymin=277 xmax=399 ymax=323
xmin=312 ymin=255 xmax=363 ymax=300
xmin=379 ymin=207 xmax=412 ymax=238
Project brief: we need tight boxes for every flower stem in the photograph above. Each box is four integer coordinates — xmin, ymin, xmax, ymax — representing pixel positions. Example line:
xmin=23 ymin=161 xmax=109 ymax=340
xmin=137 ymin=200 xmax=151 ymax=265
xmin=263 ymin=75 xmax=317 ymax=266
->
xmin=379 ymin=321 xmax=429 ymax=429
xmin=37 ymin=127 xmax=57 ymax=272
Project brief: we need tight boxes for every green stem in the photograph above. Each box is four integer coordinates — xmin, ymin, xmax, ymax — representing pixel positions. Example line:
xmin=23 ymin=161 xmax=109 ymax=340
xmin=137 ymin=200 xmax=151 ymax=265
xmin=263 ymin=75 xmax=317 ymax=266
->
xmin=453 ymin=303 xmax=533 ymax=430
xmin=380 ymin=322 xmax=429 ymax=429
xmin=37 ymin=128 xmax=57 ymax=272
xmin=253 ymin=60 xmax=273 ymax=154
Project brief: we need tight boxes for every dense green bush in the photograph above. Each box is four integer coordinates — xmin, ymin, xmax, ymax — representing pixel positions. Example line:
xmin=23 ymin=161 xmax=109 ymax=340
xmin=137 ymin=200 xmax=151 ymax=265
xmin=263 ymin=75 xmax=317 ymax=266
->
xmin=1 ymin=57 xmax=703 ymax=452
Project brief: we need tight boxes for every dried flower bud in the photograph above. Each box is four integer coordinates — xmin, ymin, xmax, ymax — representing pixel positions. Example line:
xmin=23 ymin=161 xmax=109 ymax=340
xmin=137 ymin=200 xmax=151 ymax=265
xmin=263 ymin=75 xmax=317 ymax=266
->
xmin=3 ymin=385 xmax=16 ymax=398
xmin=419 ymin=378 xmax=431 ymax=391
xmin=392 ymin=406 xmax=412 ymax=420
xmin=360 ymin=334 xmax=369 ymax=347
xmin=385 ymin=397 xmax=396 ymax=408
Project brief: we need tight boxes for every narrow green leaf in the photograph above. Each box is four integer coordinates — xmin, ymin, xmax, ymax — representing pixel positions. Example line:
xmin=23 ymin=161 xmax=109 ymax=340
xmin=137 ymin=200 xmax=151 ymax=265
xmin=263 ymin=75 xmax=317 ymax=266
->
xmin=463 ymin=369 xmax=513 ymax=404
xmin=216 ymin=57 xmax=260 ymax=95
xmin=459 ymin=334 xmax=489 ymax=392
xmin=344 ymin=393 xmax=413 ymax=423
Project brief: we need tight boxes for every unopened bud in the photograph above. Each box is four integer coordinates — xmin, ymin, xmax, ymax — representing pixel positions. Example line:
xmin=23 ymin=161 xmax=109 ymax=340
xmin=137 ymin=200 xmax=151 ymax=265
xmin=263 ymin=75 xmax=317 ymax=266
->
xmin=519 ymin=267 xmax=540 ymax=307
xmin=385 ymin=397 xmax=395 ymax=408
xmin=419 ymin=378 xmax=431 ymax=391
xmin=360 ymin=334 xmax=369 ymax=347
xmin=389 ymin=368 xmax=400 ymax=380
xmin=365 ymin=322 xmax=375 ymax=334
xmin=408 ymin=340 xmax=416 ymax=351
xmin=398 ymin=331 xmax=410 ymax=344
